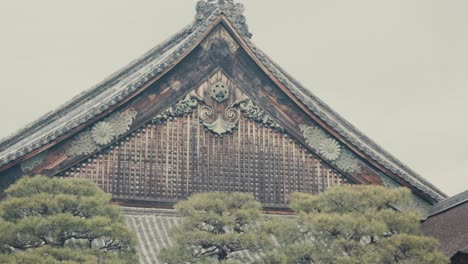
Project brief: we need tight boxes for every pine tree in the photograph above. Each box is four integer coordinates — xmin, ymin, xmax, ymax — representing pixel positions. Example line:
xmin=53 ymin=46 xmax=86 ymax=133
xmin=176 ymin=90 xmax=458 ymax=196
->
xmin=0 ymin=176 xmax=137 ymax=263
xmin=262 ymin=185 xmax=448 ymax=264
xmin=160 ymin=192 xmax=272 ymax=263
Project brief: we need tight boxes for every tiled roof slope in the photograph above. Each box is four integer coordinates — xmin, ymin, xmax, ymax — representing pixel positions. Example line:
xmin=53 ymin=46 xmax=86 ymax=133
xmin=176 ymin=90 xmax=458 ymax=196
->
xmin=123 ymin=207 xmax=263 ymax=264
xmin=0 ymin=24 xmax=191 ymax=158
xmin=0 ymin=0 xmax=446 ymax=202
xmin=422 ymin=192 xmax=468 ymax=258
xmin=127 ymin=199 xmax=468 ymax=263
xmin=427 ymin=190 xmax=468 ymax=217
xmin=242 ymin=41 xmax=446 ymax=202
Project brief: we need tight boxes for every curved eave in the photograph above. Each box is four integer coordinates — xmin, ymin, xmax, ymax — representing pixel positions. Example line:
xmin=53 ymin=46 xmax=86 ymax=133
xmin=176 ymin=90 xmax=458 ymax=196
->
xmin=0 ymin=10 xmax=227 ymax=171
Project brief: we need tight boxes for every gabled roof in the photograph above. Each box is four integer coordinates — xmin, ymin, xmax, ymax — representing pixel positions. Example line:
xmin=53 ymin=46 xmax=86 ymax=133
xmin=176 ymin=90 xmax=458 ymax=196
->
xmin=422 ymin=190 xmax=468 ymax=258
xmin=0 ymin=0 xmax=446 ymax=202
xmin=427 ymin=190 xmax=468 ymax=217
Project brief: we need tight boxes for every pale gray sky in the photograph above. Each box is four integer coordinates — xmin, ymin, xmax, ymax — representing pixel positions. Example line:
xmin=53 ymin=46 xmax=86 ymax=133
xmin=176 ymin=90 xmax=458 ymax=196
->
xmin=0 ymin=0 xmax=467 ymax=196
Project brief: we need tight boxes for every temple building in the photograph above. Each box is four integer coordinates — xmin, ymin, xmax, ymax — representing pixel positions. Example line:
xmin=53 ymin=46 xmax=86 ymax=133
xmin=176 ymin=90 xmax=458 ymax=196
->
xmin=0 ymin=1 xmax=455 ymax=263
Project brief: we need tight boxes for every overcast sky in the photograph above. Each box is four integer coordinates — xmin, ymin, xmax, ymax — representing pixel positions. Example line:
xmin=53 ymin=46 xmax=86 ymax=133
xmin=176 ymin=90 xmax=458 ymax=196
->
xmin=0 ymin=0 xmax=467 ymax=196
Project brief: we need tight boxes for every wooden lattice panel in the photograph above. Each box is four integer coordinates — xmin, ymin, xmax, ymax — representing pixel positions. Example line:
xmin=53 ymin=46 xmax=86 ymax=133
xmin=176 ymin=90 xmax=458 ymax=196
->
xmin=61 ymin=109 xmax=347 ymax=206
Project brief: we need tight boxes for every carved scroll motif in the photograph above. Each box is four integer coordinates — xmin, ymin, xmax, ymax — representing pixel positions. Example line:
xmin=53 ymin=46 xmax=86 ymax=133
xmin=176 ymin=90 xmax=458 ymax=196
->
xmin=151 ymin=79 xmax=283 ymax=135
xmin=199 ymin=104 xmax=240 ymax=135
xmin=235 ymin=95 xmax=284 ymax=132
xmin=152 ymin=91 xmax=203 ymax=123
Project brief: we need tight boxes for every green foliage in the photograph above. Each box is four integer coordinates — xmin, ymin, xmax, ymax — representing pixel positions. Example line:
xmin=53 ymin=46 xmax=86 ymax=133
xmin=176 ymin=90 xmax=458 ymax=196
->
xmin=160 ymin=192 xmax=272 ymax=264
xmin=264 ymin=185 xmax=448 ymax=264
xmin=0 ymin=246 xmax=132 ymax=264
xmin=0 ymin=176 xmax=137 ymax=263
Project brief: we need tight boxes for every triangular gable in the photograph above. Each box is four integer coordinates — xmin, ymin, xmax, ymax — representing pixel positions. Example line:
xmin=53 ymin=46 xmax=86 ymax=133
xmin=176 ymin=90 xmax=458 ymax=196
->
xmin=0 ymin=1 xmax=445 ymax=205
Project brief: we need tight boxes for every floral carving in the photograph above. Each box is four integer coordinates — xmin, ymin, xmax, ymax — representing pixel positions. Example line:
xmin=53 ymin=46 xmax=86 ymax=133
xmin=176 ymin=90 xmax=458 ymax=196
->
xmin=105 ymin=109 xmax=138 ymax=135
xmin=20 ymin=151 xmax=48 ymax=173
xmin=152 ymin=92 xmax=202 ymax=123
xmin=67 ymin=133 xmax=99 ymax=157
xmin=67 ymin=109 xmax=138 ymax=157
xmin=238 ymin=98 xmax=284 ymax=132
xmin=300 ymin=125 xmax=327 ymax=149
xmin=91 ymin=122 xmax=116 ymax=146
xmin=333 ymin=149 xmax=362 ymax=173
xmin=318 ymin=138 xmax=341 ymax=161
xmin=301 ymin=124 xmax=362 ymax=173
xmin=151 ymin=88 xmax=283 ymax=135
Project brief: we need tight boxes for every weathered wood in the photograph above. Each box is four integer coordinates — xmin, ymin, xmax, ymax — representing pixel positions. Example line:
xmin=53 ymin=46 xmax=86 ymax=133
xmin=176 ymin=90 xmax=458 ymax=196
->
xmin=62 ymin=115 xmax=346 ymax=206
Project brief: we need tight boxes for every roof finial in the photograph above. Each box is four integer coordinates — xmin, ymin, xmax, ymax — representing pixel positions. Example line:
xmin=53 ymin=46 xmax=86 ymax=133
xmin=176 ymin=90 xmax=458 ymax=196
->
xmin=195 ymin=0 xmax=252 ymax=38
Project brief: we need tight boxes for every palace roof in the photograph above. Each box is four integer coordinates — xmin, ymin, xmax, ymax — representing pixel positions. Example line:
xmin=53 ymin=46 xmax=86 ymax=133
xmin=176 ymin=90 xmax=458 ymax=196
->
xmin=0 ymin=0 xmax=446 ymax=202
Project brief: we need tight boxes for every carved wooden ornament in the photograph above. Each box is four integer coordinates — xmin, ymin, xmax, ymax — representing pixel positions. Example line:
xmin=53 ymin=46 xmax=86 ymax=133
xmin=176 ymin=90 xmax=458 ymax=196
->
xmin=152 ymin=70 xmax=283 ymax=135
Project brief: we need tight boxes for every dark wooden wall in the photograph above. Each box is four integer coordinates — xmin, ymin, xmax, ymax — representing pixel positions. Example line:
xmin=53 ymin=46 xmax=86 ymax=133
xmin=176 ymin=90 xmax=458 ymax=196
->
xmin=60 ymin=109 xmax=346 ymax=206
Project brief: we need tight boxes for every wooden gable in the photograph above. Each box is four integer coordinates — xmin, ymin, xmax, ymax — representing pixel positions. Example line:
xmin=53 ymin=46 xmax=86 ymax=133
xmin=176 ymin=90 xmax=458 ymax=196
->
xmin=58 ymin=70 xmax=348 ymax=207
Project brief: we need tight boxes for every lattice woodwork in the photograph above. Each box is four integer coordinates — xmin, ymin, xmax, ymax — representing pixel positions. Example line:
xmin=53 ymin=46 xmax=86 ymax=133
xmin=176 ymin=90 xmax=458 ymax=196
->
xmin=61 ymin=108 xmax=347 ymax=206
